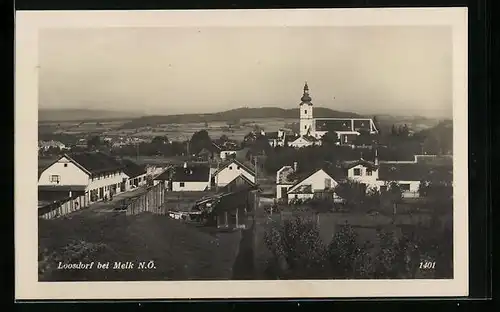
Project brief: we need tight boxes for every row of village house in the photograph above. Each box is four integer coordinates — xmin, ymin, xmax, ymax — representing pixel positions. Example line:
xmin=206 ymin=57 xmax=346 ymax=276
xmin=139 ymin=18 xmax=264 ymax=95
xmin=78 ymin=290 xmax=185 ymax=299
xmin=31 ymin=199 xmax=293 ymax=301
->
xmin=38 ymin=150 xmax=452 ymax=207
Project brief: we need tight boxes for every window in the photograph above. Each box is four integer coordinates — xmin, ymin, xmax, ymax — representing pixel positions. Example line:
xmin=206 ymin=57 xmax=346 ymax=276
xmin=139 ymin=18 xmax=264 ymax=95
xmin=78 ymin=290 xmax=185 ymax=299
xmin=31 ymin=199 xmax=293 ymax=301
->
xmin=50 ymin=175 xmax=60 ymax=183
xmin=229 ymin=166 xmax=233 ymax=170
xmin=304 ymin=125 xmax=307 ymax=129
xmin=64 ymin=164 xmax=68 ymax=167
xmin=324 ymin=178 xmax=332 ymax=189
xmin=304 ymin=110 xmax=307 ymax=114
xmin=237 ymin=166 xmax=240 ymax=170
xmin=366 ymin=169 xmax=372 ymax=176
xmin=353 ymin=168 xmax=361 ymax=176
xmin=129 ymin=180 xmax=132 ymax=186
xmin=180 ymin=182 xmax=185 ymax=187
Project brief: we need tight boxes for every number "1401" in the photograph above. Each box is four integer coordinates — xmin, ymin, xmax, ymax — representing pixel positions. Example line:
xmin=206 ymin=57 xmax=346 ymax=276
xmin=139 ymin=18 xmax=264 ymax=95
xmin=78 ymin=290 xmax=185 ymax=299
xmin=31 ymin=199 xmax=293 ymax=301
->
xmin=419 ymin=260 xmax=436 ymax=270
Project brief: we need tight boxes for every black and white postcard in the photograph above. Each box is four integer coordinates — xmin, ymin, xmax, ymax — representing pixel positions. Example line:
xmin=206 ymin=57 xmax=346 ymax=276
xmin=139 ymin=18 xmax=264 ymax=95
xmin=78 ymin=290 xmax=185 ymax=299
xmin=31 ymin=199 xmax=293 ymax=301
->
xmin=15 ymin=8 xmax=469 ymax=299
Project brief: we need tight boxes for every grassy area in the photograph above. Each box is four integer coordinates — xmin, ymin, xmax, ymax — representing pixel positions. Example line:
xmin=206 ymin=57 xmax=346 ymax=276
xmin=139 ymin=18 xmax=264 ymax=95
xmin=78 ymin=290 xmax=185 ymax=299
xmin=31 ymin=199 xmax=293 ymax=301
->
xmin=39 ymin=212 xmax=241 ymax=281
xmin=252 ymin=210 xmax=443 ymax=279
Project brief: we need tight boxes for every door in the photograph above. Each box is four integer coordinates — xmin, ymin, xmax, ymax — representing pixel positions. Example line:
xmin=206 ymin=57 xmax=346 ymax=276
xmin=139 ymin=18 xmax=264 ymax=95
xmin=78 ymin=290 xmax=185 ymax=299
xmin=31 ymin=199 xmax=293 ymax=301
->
xmin=281 ymin=187 xmax=288 ymax=200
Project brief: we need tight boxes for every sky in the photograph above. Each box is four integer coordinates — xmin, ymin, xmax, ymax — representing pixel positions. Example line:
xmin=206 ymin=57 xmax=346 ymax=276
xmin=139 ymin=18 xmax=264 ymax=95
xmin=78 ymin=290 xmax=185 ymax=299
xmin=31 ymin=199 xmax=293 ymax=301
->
xmin=38 ymin=26 xmax=453 ymax=117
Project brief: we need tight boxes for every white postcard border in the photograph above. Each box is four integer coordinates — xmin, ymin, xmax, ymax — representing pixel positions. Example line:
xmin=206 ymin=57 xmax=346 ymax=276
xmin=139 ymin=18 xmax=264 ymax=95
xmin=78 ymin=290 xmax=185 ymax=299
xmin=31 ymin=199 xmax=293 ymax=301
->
xmin=15 ymin=8 xmax=469 ymax=300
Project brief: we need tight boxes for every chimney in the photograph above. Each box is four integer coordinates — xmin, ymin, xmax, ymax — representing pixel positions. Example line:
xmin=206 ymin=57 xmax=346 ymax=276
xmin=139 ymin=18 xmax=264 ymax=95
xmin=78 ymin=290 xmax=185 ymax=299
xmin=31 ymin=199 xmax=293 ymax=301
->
xmin=293 ymin=162 xmax=298 ymax=172
xmin=374 ymin=149 xmax=379 ymax=165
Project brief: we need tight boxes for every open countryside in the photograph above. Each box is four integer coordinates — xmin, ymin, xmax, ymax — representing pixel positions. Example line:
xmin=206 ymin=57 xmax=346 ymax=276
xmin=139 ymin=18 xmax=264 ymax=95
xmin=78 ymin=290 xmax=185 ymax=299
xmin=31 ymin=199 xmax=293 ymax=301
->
xmin=38 ymin=89 xmax=453 ymax=281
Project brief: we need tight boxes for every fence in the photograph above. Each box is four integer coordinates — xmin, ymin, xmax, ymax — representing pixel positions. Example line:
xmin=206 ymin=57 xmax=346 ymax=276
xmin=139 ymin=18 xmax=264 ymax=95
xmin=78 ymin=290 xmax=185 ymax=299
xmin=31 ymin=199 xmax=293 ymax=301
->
xmin=126 ymin=181 xmax=168 ymax=215
xmin=39 ymin=194 xmax=89 ymax=219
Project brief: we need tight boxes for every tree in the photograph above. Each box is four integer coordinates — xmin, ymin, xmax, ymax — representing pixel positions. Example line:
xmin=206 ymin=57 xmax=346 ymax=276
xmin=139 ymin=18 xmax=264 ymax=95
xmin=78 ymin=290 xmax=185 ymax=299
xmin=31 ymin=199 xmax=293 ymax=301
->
xmin=263 ymin=216 xmax=328 ymax=279
xmin=327 ymin=223 xmax=370 ymax=278
xmin=334 ymin=180 xmax=368 ymax=210
xmin=251 ymin=134 xmax=271 ymax=156
xmin=380 ymin=182 xmax=403 ymax=215
xmin=87 ymin=136 xmax=102 ymax=150
xmin=190 ymin=130 xmax=212 ymax=155
xmin=320 ymin=131 xmax=339 ymax=146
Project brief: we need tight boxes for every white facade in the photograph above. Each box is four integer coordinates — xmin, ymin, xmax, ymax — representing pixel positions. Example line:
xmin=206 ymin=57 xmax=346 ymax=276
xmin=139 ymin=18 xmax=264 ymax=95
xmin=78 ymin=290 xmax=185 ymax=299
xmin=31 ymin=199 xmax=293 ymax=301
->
xmin=286 ymin=169 xmax=340 ymax=203
xmin=38 ymin=155 xmax=129 ymax=202
xmin=276 ymin=183 xmax=293 ymax=200
xmin=346 ymin=163 xmax=381 ymax=191
xmin=214 ymin=160 xmax=255 ymax=187
xmin=126 ymin=173 xmax=148 ymax=191
xmin=288 ymin=136 xmax=319 ymax=148
xmin=378 ymin=180 xmax=421 ymax=198
xmin=38 ymin=156 xmax=89 ymax=187
xmin=299 ymin=105 xmax=314 ymax=136
xmin=172 ymin=181 xmax=210 ymax=192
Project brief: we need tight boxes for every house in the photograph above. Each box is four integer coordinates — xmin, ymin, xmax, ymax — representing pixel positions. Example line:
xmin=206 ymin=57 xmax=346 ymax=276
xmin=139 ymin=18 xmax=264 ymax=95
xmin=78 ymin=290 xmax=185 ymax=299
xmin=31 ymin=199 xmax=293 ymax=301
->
xmin=120 ymin=158 xmax=148 ymax=190
xmin=38 ymin=152 xmax=128 ymax=203
xmin=169 ymin=163 xmax=211 ymax=191
xmin=265 ymin=129 xmax=287 ymax=148
xmin=287 ymin=135 xmax=321 ymax=148
xmin=276 ymin=163 xmax=344 ymax=203
xmin=377 ymin=163 xmax=453 ymax=198
xmin=341 ymin=158 xmax=381 ymax=192
xmin=212 ymin=159 xmax=256 ymax=187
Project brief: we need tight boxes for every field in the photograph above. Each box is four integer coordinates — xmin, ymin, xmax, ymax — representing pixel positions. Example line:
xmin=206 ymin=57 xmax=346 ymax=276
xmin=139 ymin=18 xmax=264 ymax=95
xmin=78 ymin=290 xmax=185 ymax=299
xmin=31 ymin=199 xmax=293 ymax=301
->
xmin=39 ymin=117 xmax=296 ymax=141
xmin=39 ymin=212 xmax=241 ymax=281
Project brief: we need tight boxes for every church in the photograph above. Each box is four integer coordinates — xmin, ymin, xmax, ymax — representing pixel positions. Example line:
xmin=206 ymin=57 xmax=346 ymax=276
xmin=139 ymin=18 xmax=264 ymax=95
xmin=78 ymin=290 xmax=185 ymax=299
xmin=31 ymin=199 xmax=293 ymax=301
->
xmin=298 ymin=82 xmax=379 ymax=144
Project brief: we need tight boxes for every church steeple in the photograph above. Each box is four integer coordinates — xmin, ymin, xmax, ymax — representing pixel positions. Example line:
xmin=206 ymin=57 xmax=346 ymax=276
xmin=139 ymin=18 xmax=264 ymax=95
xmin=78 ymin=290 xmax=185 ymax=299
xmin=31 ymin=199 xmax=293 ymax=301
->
xmin=300 ymin=81 xmax=312 ymax=104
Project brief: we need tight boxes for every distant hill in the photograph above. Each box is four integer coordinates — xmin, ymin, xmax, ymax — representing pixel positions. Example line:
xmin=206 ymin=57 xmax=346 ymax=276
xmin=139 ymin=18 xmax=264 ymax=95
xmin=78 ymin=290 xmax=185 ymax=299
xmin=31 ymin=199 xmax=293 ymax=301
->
xmin=38 ymin=109 xmax=142 ymax=122
xmin=119 ymin=107 xmax=363 ymax=129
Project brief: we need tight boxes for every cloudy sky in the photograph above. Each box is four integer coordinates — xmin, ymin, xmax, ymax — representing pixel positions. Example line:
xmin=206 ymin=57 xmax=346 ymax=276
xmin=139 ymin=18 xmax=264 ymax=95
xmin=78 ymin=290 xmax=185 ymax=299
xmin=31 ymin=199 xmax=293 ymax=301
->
xmin=39 ymin=26 xmax=452 ymax=117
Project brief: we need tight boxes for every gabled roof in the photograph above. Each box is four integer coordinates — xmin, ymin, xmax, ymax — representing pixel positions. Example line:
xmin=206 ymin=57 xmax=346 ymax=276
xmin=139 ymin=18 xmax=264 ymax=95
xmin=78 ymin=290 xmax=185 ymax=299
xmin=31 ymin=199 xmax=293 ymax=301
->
xmin=172 ymin=165 xmax=211 ymax=182
xmin=342 ymin=159 xmax=379 ymax=171
xmin=60 ymin=152 xmax=125 ymax=176
xmin=120 ymin=159 xmax=147 ymax=178
xmin=213 ymin=159 xmax=255 ymax=176
xmin=287 ymin=165 xmax=346 ymax=193
xmin=218 ymin=174 xmax=258 ymax=193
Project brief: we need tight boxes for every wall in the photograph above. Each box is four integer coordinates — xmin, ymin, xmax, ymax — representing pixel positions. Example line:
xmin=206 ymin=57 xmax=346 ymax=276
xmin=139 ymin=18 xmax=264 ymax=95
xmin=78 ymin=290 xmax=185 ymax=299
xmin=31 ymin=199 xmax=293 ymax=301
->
xmin=288 ymin=169 xmax=339 ymax=194
xmin=39 ymin=194 xmax=89 ymax=219
xmin=38 ymin=156 xmax=89 ymax=186
xmin=347 ymin=164 xmax=380 ymax=189
xmin=379 ymin=180 xmax=421 ymax=198
xmin=126 ymin=182 xmax=167 ymax=215
xmin=172 ymin=181 xmax=209 ymax=192
xmin=126 ymin=173 xmax=148 ymax=191
xmin=87 ymin=171 xmax=129 ymax=199
xmin=276 ymin=184 xmax=292 ymax=200
xmin=215 ymin=163 xmax=255 ymax=187
xmin=288 ymin=137 xmax=313 ymax=148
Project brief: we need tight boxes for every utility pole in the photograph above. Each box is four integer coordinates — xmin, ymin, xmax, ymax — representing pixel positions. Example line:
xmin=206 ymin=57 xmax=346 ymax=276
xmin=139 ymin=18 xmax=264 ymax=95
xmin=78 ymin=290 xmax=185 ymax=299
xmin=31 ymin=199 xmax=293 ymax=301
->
xmin=136 ymin=142 xmax=139 ymax=160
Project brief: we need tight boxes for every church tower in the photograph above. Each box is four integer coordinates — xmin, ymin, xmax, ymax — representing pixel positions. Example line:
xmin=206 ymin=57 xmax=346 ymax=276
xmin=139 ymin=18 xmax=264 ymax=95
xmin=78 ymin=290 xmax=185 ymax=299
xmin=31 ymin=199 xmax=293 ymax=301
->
xmin=299 ymin=82 xmax=314 ymax=136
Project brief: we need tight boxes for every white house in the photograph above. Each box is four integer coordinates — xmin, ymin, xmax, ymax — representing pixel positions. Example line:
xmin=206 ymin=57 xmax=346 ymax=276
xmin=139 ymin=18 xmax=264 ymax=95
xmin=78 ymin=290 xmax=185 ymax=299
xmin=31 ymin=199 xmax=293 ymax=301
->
xmin=212 ymin=159 xmax=255 ymax=187
xmin=38 ymin=152 xmax=129 ymax=203
xmin=277 ymin=164 xmax=343 ymax=203
xmin=120 ymin=159 xmax=148 ymax=190
xmin=342 ymin=159 xmax=381 ymax=192
xmin=287 ymin=135 xmax=321 ymax=148
xmin=169 ymin=163 xmax=211 ymax=191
